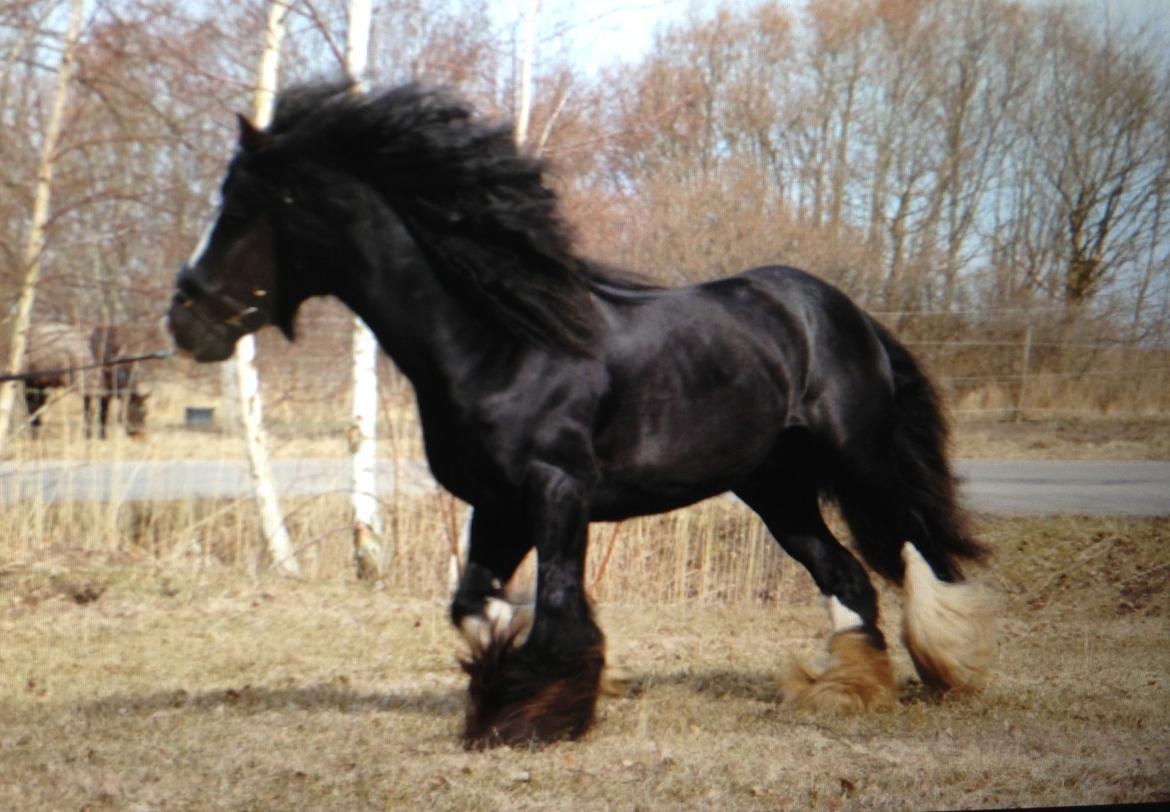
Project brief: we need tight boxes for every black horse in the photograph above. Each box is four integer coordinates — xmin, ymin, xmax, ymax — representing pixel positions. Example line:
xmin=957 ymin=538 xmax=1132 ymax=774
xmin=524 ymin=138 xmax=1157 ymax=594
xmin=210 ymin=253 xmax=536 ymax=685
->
xmin=23 ymin=322 xmax=148 ymax=439
xmin=166 ymin=82 xmax=994 ymax=748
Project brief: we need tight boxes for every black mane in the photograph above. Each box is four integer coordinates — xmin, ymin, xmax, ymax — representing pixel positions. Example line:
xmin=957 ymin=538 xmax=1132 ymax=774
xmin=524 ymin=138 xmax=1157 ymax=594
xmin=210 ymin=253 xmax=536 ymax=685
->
xmin=263 ymin=81 xmax=604 ymax=352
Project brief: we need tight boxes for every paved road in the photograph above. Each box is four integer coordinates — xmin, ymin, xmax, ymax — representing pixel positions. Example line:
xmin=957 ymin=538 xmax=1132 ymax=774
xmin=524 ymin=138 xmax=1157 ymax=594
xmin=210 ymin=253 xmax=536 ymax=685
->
xmin=0 ymin=458 xmax=1167 ymax=517
xmin=954 ymin=459 xmax=1169 ymax=517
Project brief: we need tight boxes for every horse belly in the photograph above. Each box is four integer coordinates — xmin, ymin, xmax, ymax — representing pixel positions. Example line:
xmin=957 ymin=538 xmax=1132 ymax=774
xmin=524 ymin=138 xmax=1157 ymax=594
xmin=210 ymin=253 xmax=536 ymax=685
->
xmin=591 ymin=396 xmax=779 ymax=520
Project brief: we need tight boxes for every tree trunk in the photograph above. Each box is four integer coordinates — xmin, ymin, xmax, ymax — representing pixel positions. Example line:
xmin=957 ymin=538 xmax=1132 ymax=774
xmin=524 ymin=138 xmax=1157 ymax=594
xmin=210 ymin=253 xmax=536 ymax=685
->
xmin=0 ymin=0 xmax=85 ymax=456
xmin=235 ymin=0 xmax=299 ymax=577
xmin=513 ymin=0 xmax=541 ymax=148
xmin=346 ymin=0 xmax=384 ymax=581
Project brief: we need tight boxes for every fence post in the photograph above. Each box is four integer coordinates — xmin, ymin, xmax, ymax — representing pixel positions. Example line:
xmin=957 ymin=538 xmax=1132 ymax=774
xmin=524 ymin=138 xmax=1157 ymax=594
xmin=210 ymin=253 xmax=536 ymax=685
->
xmin=1015 ymin=323 xmax=1033 ymax=422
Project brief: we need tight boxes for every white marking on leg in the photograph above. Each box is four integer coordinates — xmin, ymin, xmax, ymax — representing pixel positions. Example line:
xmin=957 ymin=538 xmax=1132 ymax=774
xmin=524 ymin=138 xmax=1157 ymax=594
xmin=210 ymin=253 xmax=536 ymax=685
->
xmin=828 ymin=595 xmax=865 ymax=632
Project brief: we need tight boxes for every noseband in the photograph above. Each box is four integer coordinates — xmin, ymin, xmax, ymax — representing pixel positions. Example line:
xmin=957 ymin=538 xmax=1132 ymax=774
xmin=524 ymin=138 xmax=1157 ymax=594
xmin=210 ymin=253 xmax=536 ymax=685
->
xmin=173 ymin=273 xmax=269 ymax=334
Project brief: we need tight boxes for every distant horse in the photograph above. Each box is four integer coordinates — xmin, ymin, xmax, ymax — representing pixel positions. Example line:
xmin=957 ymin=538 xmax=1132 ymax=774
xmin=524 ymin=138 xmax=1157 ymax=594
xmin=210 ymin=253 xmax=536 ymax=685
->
xmin=23 ymin=322 xmax=147 ymax=439
xmin=88 ymin=325 xmax=148 ymax=438
xmin=167 ymin=82 xmax=994 ymax=748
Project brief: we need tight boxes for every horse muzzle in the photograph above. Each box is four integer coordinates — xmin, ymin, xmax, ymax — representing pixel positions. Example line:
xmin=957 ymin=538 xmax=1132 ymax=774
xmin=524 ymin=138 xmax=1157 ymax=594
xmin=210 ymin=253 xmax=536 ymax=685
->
xmin=166 ymin=290 xmax=246 ymax=363
xmin=166 ymin=266 xmax=272 ymax=362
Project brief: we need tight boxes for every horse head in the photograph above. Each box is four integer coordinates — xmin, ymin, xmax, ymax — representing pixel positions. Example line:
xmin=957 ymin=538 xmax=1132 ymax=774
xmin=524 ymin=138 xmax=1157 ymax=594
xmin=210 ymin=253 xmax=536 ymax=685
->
xmin=168 ymin=116 xmax=288 ymax=362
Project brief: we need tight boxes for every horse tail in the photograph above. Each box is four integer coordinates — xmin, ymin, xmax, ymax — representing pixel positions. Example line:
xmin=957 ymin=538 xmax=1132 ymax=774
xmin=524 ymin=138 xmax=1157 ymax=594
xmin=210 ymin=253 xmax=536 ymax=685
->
xmin=836 ymin=318 xmax=995 ymax=693
xmin=833 ymin=320 xmax=987 ymax=587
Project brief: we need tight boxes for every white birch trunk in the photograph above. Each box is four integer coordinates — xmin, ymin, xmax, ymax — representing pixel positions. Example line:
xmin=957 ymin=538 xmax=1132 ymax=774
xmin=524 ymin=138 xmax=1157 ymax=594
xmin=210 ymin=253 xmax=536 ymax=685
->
xmin=219 ymin=360 xmax=241 ymax=429
xmin=235 ymin=0 xmax=299 ymax=577
xmin=513 ymin=0 xmax=542 ymax=149
xmin=0 ymin=0 xmax=85 ymax=455
xmin=344 ymin=0 xmax=384 ymax=581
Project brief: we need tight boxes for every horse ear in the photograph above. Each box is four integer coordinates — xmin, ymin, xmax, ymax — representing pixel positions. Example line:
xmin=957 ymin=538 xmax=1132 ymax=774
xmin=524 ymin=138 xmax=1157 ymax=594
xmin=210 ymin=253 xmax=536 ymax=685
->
xmin=237 ymin=114 xmax=269 ymax=153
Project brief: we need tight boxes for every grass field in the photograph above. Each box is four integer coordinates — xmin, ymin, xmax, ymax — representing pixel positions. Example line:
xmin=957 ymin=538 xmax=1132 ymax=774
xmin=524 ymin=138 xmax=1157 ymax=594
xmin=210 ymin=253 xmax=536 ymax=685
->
xmin=2 ymin=512 xmax=1167 ymax=811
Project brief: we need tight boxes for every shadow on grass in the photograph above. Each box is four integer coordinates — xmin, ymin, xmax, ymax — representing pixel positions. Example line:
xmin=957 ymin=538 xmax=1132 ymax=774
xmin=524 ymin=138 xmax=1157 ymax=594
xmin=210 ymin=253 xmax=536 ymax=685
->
xmin=73 ymin=683 xmax=465 ymax=719
xmin=626 ymin=668 xmax=785 ymax=703
xmin=624 ymin=668 xmax=944 ymax=709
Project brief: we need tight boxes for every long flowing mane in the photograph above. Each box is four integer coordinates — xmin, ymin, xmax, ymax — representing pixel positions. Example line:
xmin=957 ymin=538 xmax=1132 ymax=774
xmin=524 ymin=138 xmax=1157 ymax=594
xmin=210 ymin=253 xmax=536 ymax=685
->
xmin=264 ymin=81 xmax=606 ymax=352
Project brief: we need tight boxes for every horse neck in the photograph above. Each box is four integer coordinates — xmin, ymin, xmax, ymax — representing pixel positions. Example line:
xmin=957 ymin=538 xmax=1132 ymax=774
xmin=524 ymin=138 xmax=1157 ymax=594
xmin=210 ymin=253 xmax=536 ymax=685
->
xmin=325 ymin=212 xmax=511 ymax=392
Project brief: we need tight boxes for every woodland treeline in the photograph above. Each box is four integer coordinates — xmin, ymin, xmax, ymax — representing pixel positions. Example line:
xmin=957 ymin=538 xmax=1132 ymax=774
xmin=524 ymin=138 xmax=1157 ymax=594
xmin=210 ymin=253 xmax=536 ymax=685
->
xmin=2 ymin=0 xmax=1168 ymax=416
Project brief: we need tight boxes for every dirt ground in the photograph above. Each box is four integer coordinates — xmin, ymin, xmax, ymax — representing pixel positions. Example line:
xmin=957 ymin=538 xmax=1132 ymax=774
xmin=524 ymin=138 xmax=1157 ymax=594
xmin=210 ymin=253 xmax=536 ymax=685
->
xmin=1 ymin=515 xmax=1167 ymax=811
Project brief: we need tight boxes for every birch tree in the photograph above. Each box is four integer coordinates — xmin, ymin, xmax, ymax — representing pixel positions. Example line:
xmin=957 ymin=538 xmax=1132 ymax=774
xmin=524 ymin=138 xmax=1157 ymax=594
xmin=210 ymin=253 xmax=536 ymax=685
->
xmin=234 ymin=0 xmax=299 ymax=576
xmin=513 ymin=0 xmax=541 ymax=148
xmin=0 ymin=0 xmax=84 ymax=456
xmin=346 ymin=0 xmax=384 ymax=581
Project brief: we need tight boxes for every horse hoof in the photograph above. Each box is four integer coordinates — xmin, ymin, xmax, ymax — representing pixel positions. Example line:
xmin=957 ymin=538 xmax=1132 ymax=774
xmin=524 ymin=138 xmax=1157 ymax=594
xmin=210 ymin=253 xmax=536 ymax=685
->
xmin=781 ymin=628 xmax=897 ymax=713
xmin=901 ymin=543 xmax=996 ymax=694
xmin=461 ymin=633 xmax=605 ymax=749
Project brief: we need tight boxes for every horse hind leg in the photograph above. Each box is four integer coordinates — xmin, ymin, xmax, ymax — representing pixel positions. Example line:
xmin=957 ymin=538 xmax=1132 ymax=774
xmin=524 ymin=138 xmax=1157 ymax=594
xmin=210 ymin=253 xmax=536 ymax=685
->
xmin=736 ymin=473 xmax=896 ymax=713
xmin=835 ymin=455 xmax=996 ymax=695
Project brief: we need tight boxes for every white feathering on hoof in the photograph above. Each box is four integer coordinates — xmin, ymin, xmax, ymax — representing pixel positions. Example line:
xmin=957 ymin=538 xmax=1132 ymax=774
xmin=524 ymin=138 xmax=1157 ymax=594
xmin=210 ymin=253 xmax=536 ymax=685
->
xmin=901 ymin=542 xmax=995 ymax=693
xmin=458 ymin=597 xmax=534 ymax=652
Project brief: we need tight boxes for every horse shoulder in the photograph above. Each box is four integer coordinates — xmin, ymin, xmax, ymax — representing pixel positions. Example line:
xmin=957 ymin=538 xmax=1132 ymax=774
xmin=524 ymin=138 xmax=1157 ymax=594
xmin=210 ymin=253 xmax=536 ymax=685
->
xmin=417 ymin=351 xmax=607 ymax=502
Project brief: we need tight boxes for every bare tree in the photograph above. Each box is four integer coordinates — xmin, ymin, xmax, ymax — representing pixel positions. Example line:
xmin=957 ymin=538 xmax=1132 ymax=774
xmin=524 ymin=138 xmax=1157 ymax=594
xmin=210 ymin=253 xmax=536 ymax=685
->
xmin=234 ymin=0 xmax=299 ymax=577
xmin=1029 ymin=13 xmax=1166 ymax=306
xmin=0 ymin=0 xmax=84 ymax=454
xmin=346 ymin=0 xmax=383 ymax=582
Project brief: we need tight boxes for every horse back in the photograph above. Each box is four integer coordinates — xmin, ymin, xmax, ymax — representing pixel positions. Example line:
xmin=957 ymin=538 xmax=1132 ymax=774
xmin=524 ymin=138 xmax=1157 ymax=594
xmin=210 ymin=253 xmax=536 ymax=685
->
xmin=588 ymin=265 xmax=895 ymax=517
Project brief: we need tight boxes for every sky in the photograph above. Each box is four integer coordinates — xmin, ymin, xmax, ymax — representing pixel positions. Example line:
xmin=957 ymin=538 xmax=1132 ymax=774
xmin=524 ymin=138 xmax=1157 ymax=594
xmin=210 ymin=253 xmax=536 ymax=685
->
xmin=492 ymin=0 xmax=1169 ymax=75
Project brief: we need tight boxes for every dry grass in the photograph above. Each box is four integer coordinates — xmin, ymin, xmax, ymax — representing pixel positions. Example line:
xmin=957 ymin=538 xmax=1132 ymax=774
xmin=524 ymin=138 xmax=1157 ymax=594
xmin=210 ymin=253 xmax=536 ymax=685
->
xmin=3 ymin=398 xmax=1168 ymax=808
xmin=1 ymin=514 xmax=1168 ymax=810
xmin=953 ymin=414 xmax=1170 ymax=460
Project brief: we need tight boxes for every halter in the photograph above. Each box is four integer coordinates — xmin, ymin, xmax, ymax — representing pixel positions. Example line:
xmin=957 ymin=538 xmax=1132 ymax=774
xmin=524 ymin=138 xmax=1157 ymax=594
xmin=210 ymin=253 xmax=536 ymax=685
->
xmin=172 ymin=273 xmax=269 ymax=334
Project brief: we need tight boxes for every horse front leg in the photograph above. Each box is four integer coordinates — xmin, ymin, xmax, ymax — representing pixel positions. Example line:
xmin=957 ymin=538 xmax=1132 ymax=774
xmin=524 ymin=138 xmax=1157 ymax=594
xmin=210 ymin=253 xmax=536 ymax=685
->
xmin=450 ymin=507 xmax=534 ymax=651
xmin=461 ymin=462 xmax=604 ymax=749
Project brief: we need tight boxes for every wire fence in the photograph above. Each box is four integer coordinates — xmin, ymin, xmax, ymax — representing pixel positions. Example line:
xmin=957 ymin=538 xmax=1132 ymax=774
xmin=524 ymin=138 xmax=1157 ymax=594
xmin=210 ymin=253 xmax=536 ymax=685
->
xmin=4 ymin=295 xmax=1168 ymax=445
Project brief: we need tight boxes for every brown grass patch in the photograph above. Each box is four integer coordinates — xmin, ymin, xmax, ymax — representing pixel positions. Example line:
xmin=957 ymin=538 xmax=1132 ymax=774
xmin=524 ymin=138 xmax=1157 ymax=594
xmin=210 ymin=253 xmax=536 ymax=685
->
xmin=953 ymin=414 xmax=1170 ymax=460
